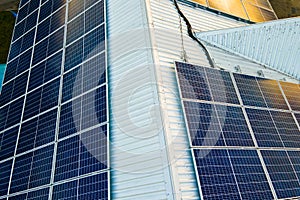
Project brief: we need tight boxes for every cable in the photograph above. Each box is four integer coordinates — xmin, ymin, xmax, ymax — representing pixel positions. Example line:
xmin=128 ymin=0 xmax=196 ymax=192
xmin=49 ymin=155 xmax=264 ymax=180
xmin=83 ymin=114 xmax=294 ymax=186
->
xmin=172 ymin=0 xmax=216 ymax=68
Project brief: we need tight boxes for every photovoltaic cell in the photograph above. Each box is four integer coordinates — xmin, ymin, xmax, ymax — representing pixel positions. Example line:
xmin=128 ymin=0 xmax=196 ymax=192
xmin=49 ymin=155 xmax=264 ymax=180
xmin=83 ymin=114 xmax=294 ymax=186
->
xmin=23 ymin=78 xmax=60 ymax=120
xmin=59 ymin=86 xmax=107 ymax=139
xmin=28 ymin=51 xmax=62 ymax=91
xmin=214 ymin=105 xmax=254 ymax=147
xmin=0 ymin=71 xmax=28 ymax=107
xmin=0 ymin=97 xmax=24 ymax=131
xmin=4 ymin=48 xmax=32 ymax=83
xmin=287 ymin=151 xmax=300 ymax=183
xmin=53 ymin=180 xmax=77 ymax=200
xmin=68 ymin=0 xmax=84 ymax=21
xmin=36 ymin=6 xmax=65 ymax=43
xmin=261 ymin=150 xmax=300 ymax=199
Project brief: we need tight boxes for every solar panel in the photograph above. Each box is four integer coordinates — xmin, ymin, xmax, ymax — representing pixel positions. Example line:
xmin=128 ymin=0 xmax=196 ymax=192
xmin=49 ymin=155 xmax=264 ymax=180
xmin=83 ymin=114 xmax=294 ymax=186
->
xmin=175 ymin=61 xmax=300 ymax=199
xmin=280 ymin=81 xmax=300 ymax=111
xmin=193 ymin=149 xmax=273 ymax=200
xmin=261 ymin=150 xmax=300 ymax=199
xmin=246 ymin=108 xmax=284 ymax=148
xmin=53 ymin=173 xmax=108 ymax=200
xmin=183 ymin=101 xmax=254 ymax=147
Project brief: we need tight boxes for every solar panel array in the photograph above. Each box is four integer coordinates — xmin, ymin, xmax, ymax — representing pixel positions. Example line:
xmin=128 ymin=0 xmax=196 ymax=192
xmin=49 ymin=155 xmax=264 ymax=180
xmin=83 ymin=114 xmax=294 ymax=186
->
xmin=189 ymin=0 xmax=277 ymax=22
xmin=0 ymin=0 xmax=108 ymax=199
xmin=175 ymin=62 xmax=300 ymax=199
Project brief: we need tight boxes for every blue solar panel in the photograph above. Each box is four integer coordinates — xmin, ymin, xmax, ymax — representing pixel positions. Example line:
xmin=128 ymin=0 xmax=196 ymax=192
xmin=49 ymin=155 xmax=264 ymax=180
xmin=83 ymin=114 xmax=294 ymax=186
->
xmin=228 ymin=150 xmax=273 ymax=199
xmin=33 ymin=27 xmax=64 ymax=65
xmin=246 ymin=108 xmax=284 ymax=147
xmin=17 ymin=109 xmax=57 ymax=154
xmin=176 ymin=62 xmax=212 ymax=101
xmin=193 ymin=149 xmax=273 ymax=200
xmin=183 ymin=101 xmax=253 ymax=147
xmin=53 ymin=172 xmax=108 ymax=200
xmin=24 ymin=78 xmax=60 ymax=120
xmin=183 ymin=101 xmax=224 ymax=146
xmin=270 ymin=111 xmax=300 ymax=148
xmin=53 ymin=180 xmax=77 ymax=200
xmin=55 ymin=125 xmax=107 ymax=182
xmin=10 ymin=145 xmax=54 ymax=193
xmin=215 ymin=104 xmax=254 ymax=147
xmin=205 ymin=68 xmax=239 ymax=104
xmin=233 ymin=73 xmax=267 ymax=108
xmin=84 ymin=25 xmax=105 ymax=59
xmin=84 ymin=1 xmax=104 ymax=33
xmin=64 ymin=38 xmax=84 ymax=71
xmin=261 ymin=150 xmax=300 ymax=199
xmin=78 ymin=172 xmax=108 ymax=200
xmin=67 ymin=14 xmax=85 ymax=44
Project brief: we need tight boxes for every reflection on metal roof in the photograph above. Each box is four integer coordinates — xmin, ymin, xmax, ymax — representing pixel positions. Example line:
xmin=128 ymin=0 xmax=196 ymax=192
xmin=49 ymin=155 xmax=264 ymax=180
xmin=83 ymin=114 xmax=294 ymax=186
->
xmin=196 ymin=18 xmax=300 ymax=80
xmin=188 ymin=0 xmax=277 ymax=22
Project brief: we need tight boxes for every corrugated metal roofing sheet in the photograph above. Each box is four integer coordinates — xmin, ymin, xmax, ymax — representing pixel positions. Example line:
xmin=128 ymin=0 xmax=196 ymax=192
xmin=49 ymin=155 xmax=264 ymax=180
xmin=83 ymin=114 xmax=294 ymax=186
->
xmin=196 ymin=18 xmax=300 ymax=80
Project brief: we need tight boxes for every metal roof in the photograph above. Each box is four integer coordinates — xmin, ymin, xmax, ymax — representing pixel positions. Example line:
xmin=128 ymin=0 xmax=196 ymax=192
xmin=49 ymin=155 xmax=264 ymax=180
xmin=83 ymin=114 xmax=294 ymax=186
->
xmin=196 ymin=17 xmax=300 ymax=80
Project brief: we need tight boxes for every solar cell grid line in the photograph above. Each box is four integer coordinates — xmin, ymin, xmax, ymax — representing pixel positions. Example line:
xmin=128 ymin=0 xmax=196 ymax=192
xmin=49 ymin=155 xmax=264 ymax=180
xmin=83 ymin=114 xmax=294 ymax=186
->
xmin=261 ymin=150 xmax=300 ymax=199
